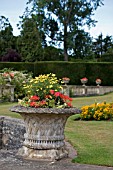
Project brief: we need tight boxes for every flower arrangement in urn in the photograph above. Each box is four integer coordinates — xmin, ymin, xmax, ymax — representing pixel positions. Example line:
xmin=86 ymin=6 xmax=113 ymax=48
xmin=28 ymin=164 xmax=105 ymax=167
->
xmin=96 ymin=78 xmax=101 ymax=86
xmin=80 ymin=77 xmax=88 ymax=86
xmin=19 ymin=73 xmax=73 ymax=108
xmin=62 ymin=77 xmax=70 ymax=85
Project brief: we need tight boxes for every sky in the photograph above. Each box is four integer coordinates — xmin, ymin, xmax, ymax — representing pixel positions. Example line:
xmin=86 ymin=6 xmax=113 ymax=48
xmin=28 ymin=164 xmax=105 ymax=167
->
xmin=0 ymin=0 xmax=113 ymax=39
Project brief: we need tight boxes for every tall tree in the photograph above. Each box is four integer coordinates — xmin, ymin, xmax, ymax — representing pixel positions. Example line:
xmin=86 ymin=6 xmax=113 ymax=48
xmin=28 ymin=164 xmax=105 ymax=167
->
xmin=26 ymin=0 xmax=104 ymax=61
xmin=0 ymin=16 xmax=14 ymax=59
xmin=93 ymin=34 xmax=113 ymax=59
xmin=17 ymin=15 xmax=46 ymax=61
xmin=103 ymin=35 xmax=113 ymax=53
xmin=73 ymin=29 xmax=94 ymax=59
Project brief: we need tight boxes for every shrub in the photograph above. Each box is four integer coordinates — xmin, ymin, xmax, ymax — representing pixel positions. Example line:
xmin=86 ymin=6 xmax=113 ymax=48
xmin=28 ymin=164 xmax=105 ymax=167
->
xmin=0 ymin=68 xmax=33 ymax=100
xmin=81 ymin=101 xmax=113 ymax=120
xmin=2 ymin=49 xmax=21 ymax=62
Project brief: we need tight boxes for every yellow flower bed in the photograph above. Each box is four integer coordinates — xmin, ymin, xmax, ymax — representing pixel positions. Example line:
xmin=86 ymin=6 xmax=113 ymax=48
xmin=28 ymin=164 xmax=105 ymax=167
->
xmin=81 ymin=102 xmax=113 ymax=120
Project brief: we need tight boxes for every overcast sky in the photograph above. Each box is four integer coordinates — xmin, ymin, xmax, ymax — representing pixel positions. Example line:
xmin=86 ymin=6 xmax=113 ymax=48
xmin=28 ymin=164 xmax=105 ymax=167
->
xmin=0 ymin=0 xmax=113 ymax=38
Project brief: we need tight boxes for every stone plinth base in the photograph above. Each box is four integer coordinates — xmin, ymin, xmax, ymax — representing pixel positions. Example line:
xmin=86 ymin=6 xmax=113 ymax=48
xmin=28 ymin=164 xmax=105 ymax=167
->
xmin=17 ymin=145 xmax=68 ymax=161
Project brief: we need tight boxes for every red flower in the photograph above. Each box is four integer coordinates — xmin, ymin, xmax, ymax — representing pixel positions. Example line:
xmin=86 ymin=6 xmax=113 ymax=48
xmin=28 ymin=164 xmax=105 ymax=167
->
xmin=30 ymin=102 xmax=37 ymax=107
xmin=60 ymin=93 xmax=72 ymax=102
xmin=30 ymin=95 xmax=40 ymax=101
xmin=45 ymin=95 xmax=52 ymax=99
xmin=39 ymin=100 xmax=47 ymax=106
xmin=54 ymin=92 xmax=61 ymax=97
xmin=50 ymin=90 xmax=55 ymax=95
xmin=66 ymin=102 xmax=73 ymax=107
xmin=62 ymin=77 xmax=70 ymax=81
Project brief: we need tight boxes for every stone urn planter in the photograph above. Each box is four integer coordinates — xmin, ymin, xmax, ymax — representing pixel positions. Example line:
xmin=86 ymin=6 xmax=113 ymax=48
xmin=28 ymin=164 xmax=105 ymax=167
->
xmin=10 ymin=105 xmax=81 ymax=161
xmin=80 ymin=77 xmax=88 ymax=86
xmin=96 ymin=79 xmax=101 ymax=86
xmin=62 ymin=77 xmax=70 ymax=85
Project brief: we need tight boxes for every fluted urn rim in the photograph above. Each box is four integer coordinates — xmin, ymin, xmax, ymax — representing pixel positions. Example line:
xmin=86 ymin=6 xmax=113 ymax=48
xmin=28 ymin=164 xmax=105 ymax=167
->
xmin=10 ymin=105 xmax=81 ymax=115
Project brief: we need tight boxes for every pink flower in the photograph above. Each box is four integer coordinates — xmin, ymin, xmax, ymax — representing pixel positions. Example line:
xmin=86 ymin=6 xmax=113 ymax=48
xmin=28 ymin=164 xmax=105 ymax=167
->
xmin=3 ymin=73 xmax=9 ymax=77
xmin=9 ymin=73 xmax=14 ymax=78
xmin=81 ymin=77 xmax=88 ymax=81
xmin=54 ymin=92 xmax=61 ymax=97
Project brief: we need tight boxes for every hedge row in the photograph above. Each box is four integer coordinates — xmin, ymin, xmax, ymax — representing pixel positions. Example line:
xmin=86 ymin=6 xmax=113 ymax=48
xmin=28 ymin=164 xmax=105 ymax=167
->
xmin=0 ymin=61 xmax=113 ymax=86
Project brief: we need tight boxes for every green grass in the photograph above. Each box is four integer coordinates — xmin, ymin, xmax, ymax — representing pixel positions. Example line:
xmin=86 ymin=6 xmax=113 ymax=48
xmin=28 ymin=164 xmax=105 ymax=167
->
xmin=1 ymin=93 xmax=113 ymax=166
xmin=0 ymin=102 xmax=21 ymax=118
xmin=72 ymin=92 xmax=113 ymax=108
xmin=65 ymin=118 xmax=113 ymax=166
xmin=65 ymin=92 xmax=113 ymax=166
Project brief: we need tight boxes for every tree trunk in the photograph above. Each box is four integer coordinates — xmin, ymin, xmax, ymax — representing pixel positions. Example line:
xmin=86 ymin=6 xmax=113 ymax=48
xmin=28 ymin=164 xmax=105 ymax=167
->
xmin=64 ymin=24 xmax=68 ymax=61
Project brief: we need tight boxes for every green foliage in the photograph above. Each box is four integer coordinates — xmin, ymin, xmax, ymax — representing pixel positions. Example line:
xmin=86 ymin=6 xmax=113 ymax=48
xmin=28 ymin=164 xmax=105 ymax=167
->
xmin=0 ymin=68 xmax=33 ymax=100
xmin=42 ymin=46 xmax=64 ymax=61
xmin=17 ymin=16 xmax=44 ymax=62
xmin=0 ymin=16 xmax=14 ymax=57
xmin=23 ymin=73 xmax=62 ymax=98
xmin=0 ymin=74 xmax=6 ymax=85
xmin=26 ymin=0 xmax=104 ymax=61
xmin=73 ymin=30 xmax=94 ymax=59
xmin=0 ymin=62 xmax=34 ymax=73
xmin=101 ymin=54 xmax=113 ymax=62
xmin=34 ymin=61 xmax=86 ymax=85
xmin=1 ymin=61 xmax=113 ymax=86
xmin=93 ymin=34 xmax=113 ymax=59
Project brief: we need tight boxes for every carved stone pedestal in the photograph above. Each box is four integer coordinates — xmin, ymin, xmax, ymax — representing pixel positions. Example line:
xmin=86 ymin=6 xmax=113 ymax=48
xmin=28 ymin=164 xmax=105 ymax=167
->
xmin=10 ymin=106 xmax=81 ymax=161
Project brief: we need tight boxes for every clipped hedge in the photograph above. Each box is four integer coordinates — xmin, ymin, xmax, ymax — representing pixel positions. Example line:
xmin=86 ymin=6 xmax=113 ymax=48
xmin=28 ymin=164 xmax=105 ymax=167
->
xmin=34 ymin=61 xmax=86 ymax=85
xmin=0 ymin=61 xmax=113 ymax=86
xmin=0 ymin=62 xmax=34 ymax=73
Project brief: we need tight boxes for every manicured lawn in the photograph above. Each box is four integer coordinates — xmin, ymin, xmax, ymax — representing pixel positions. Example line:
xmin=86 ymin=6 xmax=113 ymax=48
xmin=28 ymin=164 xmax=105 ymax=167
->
xmin=65 ymin=117 xmax=113 ymax=166
xmin=1 ymin=93 xmax=113 ymax=166
xmin=72 ymin=92 xmax=113 ymax=108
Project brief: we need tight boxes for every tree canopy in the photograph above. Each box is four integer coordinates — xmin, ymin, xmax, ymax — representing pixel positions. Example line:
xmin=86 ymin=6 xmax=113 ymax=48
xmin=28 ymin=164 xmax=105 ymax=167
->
xmin=26 ymin=0 xmax=104 ymax=61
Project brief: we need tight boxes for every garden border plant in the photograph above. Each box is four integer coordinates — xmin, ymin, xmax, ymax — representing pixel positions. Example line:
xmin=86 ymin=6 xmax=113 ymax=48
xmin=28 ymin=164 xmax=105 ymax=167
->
xmin=81 ymin=101 xmax=113 ymax=120
xmin=0 ymin=68 xmax=33 ymax=101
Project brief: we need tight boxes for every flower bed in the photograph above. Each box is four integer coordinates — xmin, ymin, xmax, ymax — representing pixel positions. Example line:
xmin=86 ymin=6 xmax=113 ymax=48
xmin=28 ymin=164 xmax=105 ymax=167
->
xmin=81 ymin=101 xmax=113 ymax=120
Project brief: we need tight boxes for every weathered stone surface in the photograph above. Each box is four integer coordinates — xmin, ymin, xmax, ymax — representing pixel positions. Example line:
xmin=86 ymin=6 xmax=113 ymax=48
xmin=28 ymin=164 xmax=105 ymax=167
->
xmin=0 ymin=116 xmax=25 ymax=150
xmin=0 ymin=84 xmax=15 ymax=102
xmin=10 ymin=106 xmax=81 ymax=160
xmin=10 ymin=105 xmax=81 ymax=114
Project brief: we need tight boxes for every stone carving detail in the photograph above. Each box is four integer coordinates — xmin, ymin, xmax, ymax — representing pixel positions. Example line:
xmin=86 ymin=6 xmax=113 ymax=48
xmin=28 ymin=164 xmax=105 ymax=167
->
xmin=10 ymin=106 xmax=81 ymax=160
xmin=22 ymin=113 xmax=68 ymax=149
